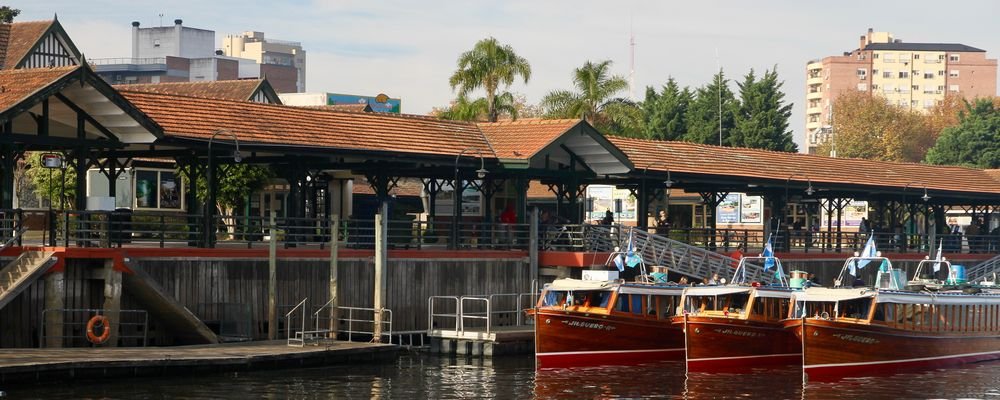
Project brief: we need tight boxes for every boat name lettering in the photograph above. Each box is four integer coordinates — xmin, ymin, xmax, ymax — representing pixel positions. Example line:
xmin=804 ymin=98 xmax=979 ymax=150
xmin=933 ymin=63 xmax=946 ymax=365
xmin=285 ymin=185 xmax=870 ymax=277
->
xmin=561 ymin=320 xmax=616 ymax=331
xmin=712 ymin=328 xmax=764 ymax=338
xmin=831 ymin=334 xmax=879 ymax=345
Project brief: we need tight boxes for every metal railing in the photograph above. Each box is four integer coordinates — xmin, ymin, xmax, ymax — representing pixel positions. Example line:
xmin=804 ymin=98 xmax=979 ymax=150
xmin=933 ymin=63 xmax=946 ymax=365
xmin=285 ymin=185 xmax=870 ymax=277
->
xmin=40 ymin=308 xmax=148 ymax=347
xmin=427 ymin=292 xmax=535 ymax=337
xmin=339 ymin=306 xmax=392 ymax=343
xmin=285 ymin=297 xmax=308 ymax=347
xmin=459 ymin=297 xmax=490 ymax=334
xmin=427 ymin=296 xmax=461 ymax=334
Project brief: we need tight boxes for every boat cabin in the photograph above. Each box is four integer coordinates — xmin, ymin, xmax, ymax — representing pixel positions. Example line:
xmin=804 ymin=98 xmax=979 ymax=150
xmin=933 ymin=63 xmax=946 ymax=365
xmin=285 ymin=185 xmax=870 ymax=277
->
xmin=537 ymin=279 xmax=685 ymax=320
xmin=789 ymin=288 xmax=877 ymax=322
xmin=680 ymin=286 xmax=793 ymax=321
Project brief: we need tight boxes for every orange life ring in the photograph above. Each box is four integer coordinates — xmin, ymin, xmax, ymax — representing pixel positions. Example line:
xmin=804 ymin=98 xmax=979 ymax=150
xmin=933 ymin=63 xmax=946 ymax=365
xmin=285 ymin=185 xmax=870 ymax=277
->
xmin=86 ymin=315 xmax=111 ymax=345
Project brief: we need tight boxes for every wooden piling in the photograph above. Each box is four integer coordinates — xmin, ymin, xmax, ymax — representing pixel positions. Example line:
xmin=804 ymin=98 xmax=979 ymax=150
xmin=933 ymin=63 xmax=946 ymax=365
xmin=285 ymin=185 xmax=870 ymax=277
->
xmin=373 ymin=201 xmax=388 ymax=343
xmin=102 ymin=260 xmax=122 ymax=347
xmin=267 ymin=211 xmax=277 ymax=341
xmin=329 ymin=215 xmax=339 ymax=337
xmin=43 ymin=271 xmax=64 ymax=348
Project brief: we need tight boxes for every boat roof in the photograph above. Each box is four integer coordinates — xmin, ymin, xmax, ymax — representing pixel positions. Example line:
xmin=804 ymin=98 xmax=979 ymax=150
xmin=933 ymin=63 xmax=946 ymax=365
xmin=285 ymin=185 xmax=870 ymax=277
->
xmin=682 ymin=285 xmax=795 ymax=299
xmin=876 ymin=290 xmax=1000 ymax=305
xmin=620 ymin=283 xmax=687 ymax=295
xmin=792 ymin=287 xmax=877 ymax=302
xmin=546 ymin=278 xmax=618 ymax=291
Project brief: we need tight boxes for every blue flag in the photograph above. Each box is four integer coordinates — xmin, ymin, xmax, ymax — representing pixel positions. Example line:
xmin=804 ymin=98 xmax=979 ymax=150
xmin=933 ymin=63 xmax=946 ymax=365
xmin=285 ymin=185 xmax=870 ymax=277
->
xmin=761 ymin=236 xmax=775 ymax=271
xmin=625 ymin=230 xmax=643 ymax=268
xmin=613 ymin=254 xmax=625 ymax=272
xmin=850 ymin=233 xmax=877 ymax=275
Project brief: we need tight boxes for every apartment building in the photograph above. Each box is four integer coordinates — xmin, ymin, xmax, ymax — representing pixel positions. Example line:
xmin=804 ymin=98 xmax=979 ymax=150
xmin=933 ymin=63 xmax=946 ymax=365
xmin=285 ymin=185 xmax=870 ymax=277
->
xmin=223 ymin=31 xmax=306 ymax=93
xmin=805 ymin=29 xmax=997 ymax=154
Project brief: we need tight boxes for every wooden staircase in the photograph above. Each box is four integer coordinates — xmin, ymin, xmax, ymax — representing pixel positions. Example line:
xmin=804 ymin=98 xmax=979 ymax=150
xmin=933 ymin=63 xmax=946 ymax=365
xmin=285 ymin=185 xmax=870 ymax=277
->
xmin=0 ymin=251 xmax=57 ymax=311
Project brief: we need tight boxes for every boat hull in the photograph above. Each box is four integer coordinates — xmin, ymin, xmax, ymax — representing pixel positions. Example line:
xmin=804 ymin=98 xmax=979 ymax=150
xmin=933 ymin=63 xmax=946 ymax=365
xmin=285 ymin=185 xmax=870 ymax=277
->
xmin=533 ymin=309 xmax=684 ymax=368
xmin=677 ymin=315 xmax=801 ymax=371
xmin=785 ymin=318 xmax=1000 ymax=378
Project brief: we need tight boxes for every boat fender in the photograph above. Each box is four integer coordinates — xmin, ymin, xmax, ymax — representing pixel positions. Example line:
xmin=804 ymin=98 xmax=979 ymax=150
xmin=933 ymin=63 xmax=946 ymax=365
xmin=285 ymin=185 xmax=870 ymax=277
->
xmin=86 ymin=315 xmax=112 ymax=345
xmin=962 ymin=287 xmax=982 ymax=294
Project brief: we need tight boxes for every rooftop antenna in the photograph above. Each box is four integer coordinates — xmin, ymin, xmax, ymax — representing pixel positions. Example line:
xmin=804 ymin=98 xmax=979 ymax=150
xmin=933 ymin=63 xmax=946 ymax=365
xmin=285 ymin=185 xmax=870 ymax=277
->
xmin=158 ymin=13 xmax=164 ymax=27
xmin=628 ymin=17 xmax=636 ymax=100
xmin=716 ymin=48 xmax=723 ymax=146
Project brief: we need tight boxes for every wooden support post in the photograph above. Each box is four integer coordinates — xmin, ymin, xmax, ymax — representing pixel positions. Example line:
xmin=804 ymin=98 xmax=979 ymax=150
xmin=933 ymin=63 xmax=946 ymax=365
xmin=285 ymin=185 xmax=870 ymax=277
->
xmin=102 ymin=260 xmax=122 ymax=347
xmin=373 ymin=201 xmax=388 ymax=343
xmin=529 ymin=207 xmax=539 ymax=281
xmin=267 ymin=211 xmax=277 ymax=340
xmin=329 ymin=215 xmax=339 ymax=338
xmin=43 ymin=271 xmax=65 ymax=348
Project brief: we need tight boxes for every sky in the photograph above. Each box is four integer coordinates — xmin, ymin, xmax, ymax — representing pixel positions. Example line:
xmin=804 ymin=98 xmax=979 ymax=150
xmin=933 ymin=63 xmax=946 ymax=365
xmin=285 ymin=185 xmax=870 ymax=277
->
xmin=11 ymin=1 xmax=1000 ymax=152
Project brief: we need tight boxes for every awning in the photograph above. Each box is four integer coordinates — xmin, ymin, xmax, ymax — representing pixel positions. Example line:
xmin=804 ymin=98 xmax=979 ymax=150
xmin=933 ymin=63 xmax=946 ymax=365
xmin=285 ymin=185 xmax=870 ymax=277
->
xmin=546 ymin=278 xmax=617 ymax=291
xmin=791 ymin=287 xmax=877 ymax=303
xmin=876 ymin=290 xmax=1000 ymax=306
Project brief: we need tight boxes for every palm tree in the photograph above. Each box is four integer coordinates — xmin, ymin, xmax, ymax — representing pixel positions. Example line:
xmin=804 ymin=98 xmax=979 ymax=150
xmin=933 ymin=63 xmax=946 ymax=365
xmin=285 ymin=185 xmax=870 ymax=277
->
xmin=438 ymin=92 xmax=519 ymax=122
xmin=449 ymin=37 xmax=531 ymax=122
xmin=541 ymin=60 xmax=640 ymax=135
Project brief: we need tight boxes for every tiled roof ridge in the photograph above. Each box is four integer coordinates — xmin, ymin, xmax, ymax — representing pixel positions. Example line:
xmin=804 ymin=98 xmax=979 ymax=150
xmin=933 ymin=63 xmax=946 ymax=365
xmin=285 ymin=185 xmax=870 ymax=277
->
xmin=120 ymin=89 xmax=481 ymax=127
xmin=611 ymin=135 xmax=988 ymax=172
xmin=477 ymin=118 xmax=581 ymax=126
xmin=0 ymin=64 xmax=77 ymax=74
xmin=6 ymin=19 xmax=54 ymax=25
xmin=115 ymin=79 xmax=261 ymax=89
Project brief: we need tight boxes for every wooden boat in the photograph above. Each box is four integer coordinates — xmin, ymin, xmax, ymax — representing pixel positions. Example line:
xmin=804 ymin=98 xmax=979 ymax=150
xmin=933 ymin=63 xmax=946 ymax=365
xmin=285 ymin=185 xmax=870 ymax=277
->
xmin=671 ymin=256 xmax=800 ymax=371
xmin=783 ymin=256 xmax=1000 ymax=378
xmin=532 ymin=277 xmax=686 ymax=368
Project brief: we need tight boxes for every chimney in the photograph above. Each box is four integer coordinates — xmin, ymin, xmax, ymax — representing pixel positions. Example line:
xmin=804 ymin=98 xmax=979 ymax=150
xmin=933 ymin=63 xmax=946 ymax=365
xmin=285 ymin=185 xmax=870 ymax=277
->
xmin=131 ymin=21 xmax=140 ymax=58
xmin=174 ymin=18 xmax=183 ymax=57
xmin=860 ymin=35 xmax=866 ymax=50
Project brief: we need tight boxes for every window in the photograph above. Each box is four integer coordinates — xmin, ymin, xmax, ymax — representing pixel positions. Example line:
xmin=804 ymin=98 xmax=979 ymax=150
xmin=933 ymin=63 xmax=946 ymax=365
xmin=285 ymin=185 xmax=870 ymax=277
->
xmin=882 ymin=70 xmax=892 ymax=78
xmin=153 ymin=39 xmax=161 ymax=48
xmin=914 ymin=54 xmax=921 ymax=60
xmin=924 ymin=72 xmax=935 ymax=79
xmin=898 ymin=71 xmax=910 ymax=79
xmin=911 ymin=100 xmax=919 ymax=107
xmin=882 ymin=84 xmax=894 ymax=94
xmin=938 ymin=85 xmax=946 ymax=91
xmin=872 ymin=84 xmax=879 ymax=90
xmin=899 ymin=87 xmax=910 ymax=94
xmin=883 ymin=53 xmax=896 ymax=62
xmin=949 ymin=54 xmax=960 ymax=62
xmin=949 ymin=70 xmax=960 ymax=77
xmin=924 ymin=99 xmax=935 ymax=109
xmin=950 ymin=84 xmax=960 ymax=92
xmin=857 ymin=68 xmax=867 ymax=76
xmin=134 ymin=169 xmax=183 ymax=210
xmin=912 ymin=85 xmax=920 ymax=91
xmin=898 ymin=99 xmax=908 ymax=107
xmin=873 ymin=53 xmax=879 ymax=59
xmin=938 ymin=70 xmax=945 ymax=76
xmin=857 ymin=83 xmax=868 ymax=91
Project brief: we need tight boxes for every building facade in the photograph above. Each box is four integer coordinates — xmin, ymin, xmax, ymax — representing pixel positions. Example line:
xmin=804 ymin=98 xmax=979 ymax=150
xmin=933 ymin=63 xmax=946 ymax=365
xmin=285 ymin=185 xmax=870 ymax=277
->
xmin=223 ymin=31 xmax=305 ymax=93
xmin=805 ymin=29 xmax=997 ymax=154
xmin=90 ymin=20 xmax=302 ymax=93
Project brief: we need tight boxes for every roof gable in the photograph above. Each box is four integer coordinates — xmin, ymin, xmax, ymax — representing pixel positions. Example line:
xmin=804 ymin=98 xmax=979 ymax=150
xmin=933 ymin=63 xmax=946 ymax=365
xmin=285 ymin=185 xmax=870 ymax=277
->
xmin=1 ymin=19 xmax=82 ymax=70
xmin=478 ymin=119 xmax=632 ymax=175
xmin=114 ymin=79 xmax=282 ymax=104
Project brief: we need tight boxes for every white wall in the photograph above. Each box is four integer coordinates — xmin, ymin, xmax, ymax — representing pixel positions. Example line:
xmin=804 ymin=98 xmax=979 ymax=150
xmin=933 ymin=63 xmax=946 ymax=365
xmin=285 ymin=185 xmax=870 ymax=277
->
xmin=278 ymin=93 xmax=327 ymax=106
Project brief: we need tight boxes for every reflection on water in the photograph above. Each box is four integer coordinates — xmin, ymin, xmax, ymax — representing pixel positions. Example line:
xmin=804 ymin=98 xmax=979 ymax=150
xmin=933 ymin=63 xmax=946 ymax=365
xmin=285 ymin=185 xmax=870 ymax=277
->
xmin=7 ymin=353 xmax=1000 ymax=399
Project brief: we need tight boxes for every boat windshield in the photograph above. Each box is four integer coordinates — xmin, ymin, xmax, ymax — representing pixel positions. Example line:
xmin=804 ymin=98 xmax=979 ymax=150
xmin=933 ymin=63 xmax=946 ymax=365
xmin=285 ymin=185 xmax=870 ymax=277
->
xmin=683 ymin=290 xmax=752 ymax=315
xmin=541 ymin=289 xmax=612 ymax=308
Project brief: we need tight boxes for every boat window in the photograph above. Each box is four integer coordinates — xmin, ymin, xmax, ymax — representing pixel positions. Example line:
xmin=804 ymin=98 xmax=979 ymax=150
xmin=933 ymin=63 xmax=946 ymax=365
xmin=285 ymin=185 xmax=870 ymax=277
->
xmin=542 ymin=290 xmax=567 ymax=307
xmin=872 ymin=303 xmax=887 ymax=323
xmin=656 ymin=295 xmax=678 ymax=319
xmin=615 ymin=294 xmax=631 ymax=313
xmin=794 ymin=301 xmax=836 ymax=319
xmin=590 ymin=291 xmax=611 ymax=308
xmin=838 ymin=298 xmax=871 ymax=319
xmin=632 ymin=295 xmax=643 ymax=315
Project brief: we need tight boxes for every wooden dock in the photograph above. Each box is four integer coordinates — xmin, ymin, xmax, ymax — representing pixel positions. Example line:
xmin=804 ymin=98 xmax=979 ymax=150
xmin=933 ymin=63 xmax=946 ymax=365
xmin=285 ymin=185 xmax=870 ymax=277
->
xmin=427 ymin=326 xmax=534 ymax=356
xmin=0 ymin=340 xmax=397 ymax=385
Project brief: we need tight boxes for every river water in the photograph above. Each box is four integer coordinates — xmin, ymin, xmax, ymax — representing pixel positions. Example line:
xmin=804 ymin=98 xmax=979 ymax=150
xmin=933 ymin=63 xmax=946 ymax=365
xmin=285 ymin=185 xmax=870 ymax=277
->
xmin=7 ymin=353 xmax=1000 ymax=399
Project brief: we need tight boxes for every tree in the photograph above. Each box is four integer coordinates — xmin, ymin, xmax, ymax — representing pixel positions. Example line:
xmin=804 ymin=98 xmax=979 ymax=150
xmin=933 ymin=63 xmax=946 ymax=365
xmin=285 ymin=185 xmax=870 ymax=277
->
xmin=24 ymin=152 xmax=75 ymax=209
xmin=684 ymin=69 xmax=738 ymax=146
xmin=0 ymin=6 xmax=20 ymax=23
xmin=731 ymin=68 xmax=797 ymax=152
xmin=541 ymin=60 xmax=642 ymax=136
xmin=817 ymin=91 xmax=933 ymax=162
xmin=189 ymin=164 xmax=273 ymax=235
xmin=925 ymin=98 xmax=1000 ymax=168
xmin=449 ymin=37 xmax=531 ymax=122
xmin=434 ymin=92 xmax=519 ymax=122
xmin=642 ymin=78 xmax=692 ymax=141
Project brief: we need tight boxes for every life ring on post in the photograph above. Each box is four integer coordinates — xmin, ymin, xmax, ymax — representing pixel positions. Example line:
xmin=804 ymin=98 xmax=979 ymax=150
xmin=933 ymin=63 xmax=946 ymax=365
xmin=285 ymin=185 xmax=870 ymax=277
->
xmin=86 ymin=315 xmax=111 ymax=345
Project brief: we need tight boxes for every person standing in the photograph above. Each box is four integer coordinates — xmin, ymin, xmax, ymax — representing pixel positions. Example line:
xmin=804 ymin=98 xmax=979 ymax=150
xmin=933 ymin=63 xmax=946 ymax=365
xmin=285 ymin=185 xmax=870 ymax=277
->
xmin=499 ymin=203 xmax=516 ymax=246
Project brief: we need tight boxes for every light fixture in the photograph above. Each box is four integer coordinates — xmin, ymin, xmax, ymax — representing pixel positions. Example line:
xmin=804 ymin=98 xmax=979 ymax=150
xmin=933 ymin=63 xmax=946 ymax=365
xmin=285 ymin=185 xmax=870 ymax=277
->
xmin=476 ymin=167 xmax=488 ymax=179
xmin=233 ymin=150 xmax=242 ymax=163
xmin=805 ymin=179 xmax=816 ymax=196
xmin=921 ymin=187 xmax=931 ymax=202
xmin=664 ymin=170 xmax=674 ymax=188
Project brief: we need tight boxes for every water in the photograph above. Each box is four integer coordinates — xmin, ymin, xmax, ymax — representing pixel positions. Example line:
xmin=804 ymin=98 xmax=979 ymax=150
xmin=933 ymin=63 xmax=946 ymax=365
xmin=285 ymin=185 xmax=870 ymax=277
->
xmin=6 ymin=353 xmax=1000 ymax=399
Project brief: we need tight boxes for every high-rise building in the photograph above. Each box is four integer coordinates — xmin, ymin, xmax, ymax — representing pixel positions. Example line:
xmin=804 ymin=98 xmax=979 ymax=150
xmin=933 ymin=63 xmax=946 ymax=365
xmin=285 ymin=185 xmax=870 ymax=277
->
xmin=804 ymin=29 xmax=997 ymax=154
xmin=223 ymin=31 xmax=306 ymax=93
xmin=91 ymin=20 xmax=303 ymax=94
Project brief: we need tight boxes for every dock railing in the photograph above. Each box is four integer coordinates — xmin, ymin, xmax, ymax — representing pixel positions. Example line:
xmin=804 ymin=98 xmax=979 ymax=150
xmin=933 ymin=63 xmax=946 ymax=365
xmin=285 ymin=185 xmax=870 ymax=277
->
xmin=428 ymin=292 xmax=535 ymax=337
xmin=285 ymin=297 xmax=308 ymax=347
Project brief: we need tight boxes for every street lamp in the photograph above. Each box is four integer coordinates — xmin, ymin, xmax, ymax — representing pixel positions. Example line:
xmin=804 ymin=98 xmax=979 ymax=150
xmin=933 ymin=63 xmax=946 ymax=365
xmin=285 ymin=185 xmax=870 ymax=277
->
xmin=204 ymin=129 xmax=241 ymax=247
xmin=451 ymin=146 xmax=488 ymax=249
xmin=642 ymin=162 xmax=673 ymax=230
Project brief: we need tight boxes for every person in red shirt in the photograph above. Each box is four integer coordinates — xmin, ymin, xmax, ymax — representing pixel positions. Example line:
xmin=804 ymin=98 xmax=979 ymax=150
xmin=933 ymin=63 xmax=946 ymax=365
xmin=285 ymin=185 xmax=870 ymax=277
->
xmin=500 ymin=204 xmax=516 ymax=246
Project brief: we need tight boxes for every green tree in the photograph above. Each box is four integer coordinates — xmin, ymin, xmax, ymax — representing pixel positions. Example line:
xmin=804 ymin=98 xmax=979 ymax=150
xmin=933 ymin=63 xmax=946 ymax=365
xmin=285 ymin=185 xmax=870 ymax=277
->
xmin=684 ymin=69 xmax=738 ymax=145
xmin=732 ymin=68 xmax=797 ymax=152
xmin=541 ymin=60 xmax=642 ymax=136
xmin=641 ymin=78 xmax=692 ymax=141
xmin=925 ymin=98 xmax=1000 ymax=167
xmin=818 ymin=91 xmax=933 ymax=162
xmin=435 ymin=92 xmax=519 ymax=122
xmin=0 ymin=6 xmax=20 ymax=23
xmin=24 ymin=152 xmax=75 ymax=209
xmin=189 ymin=163 xmax=272 ymax=219
xmin=449 ymin=37 xmax=531 ymax=122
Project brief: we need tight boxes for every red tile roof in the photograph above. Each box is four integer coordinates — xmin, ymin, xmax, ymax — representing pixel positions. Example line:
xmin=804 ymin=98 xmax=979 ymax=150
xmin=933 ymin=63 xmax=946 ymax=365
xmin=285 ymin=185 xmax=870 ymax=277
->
xmin=608 ymin=136 xmax=1000 ymax=194
xmin=477 ymin=119 xmax=581 ymax=159
xmin=117 ymin=90 xmax=495 ymax=158
xmin=308 ymin=104 xmax=372 ymax=113
xmin=0 ymin=65 xmax=77 ymax=111
xmin=113 ymin=80 xmax=265 ymax=102
xmin=1 ymin=20 xmax=52 ymax=70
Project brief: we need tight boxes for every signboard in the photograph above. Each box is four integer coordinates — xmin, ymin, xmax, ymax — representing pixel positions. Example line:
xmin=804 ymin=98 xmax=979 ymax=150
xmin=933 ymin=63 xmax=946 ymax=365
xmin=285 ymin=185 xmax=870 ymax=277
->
xmin=585 ymin=185 xmax=636 ymax=222
xmin=327 ymin=93 xmax=401 ymax=113
xmin=821 ymin=199 xmax=868 ymax=227
xmin=716 ymin=193 xmax=740 ymax=224
xmin=41 ymin=153 xmax=63 ymax=169
xmin=740 ymin=195 xmax=763 ymax=224
xmin=433 ymin=180 xmax=483 ymax=217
